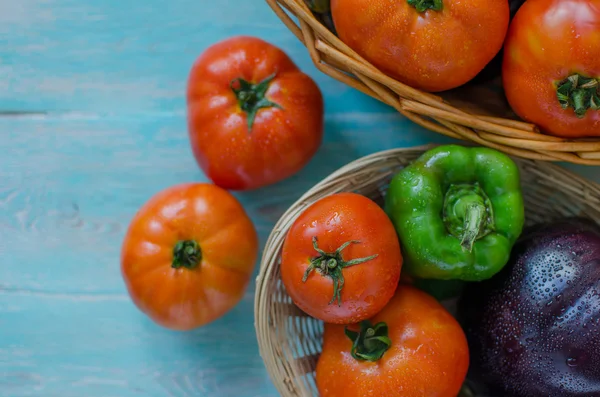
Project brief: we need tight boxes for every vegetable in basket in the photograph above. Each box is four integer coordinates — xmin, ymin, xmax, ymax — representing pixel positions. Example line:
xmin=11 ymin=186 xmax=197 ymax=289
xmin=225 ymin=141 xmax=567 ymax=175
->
xmin=121 ymin=183 xmax=258 ymax=330
xmin=384 ymin=145 xmax=525 ymax=281
xmin=330 ymin=0 xmax=510 ymax=92
xmin=187 ymin=36 xmax=324 ymax=190
xmin=503 ymin=0 xmax=600 ymax=138
xmin=469 ymin=0 xmax=527 ymax=84
xmin=280 ymin=193 xmax=402 ymax=324
xmin=458 ymin=218 xmax=600 ymax=397
xmin=316 ymin=285 xmax=469 ymax=397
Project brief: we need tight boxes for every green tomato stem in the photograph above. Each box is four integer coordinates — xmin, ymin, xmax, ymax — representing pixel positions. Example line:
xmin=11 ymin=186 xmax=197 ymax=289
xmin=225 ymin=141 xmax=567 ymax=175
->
xmin=172 ymin=240 xmax=202 ymax=269
xmin=344 ymin=320 xmax=391 ymax=362
xmin=302 ymin=237 xmax=378 ymax=306
xmin=556 ymin=73 xmax=600 ymax=118
xmin=407 ymin=0 xmax=443 ymax=12
xmin=230 ymin=73 xmax=282 ymax=131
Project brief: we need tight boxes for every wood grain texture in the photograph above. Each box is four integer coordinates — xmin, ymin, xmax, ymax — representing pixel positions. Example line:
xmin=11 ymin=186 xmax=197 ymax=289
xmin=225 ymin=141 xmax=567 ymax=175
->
xmin=1 ymin=1 xmax=598 ymax=396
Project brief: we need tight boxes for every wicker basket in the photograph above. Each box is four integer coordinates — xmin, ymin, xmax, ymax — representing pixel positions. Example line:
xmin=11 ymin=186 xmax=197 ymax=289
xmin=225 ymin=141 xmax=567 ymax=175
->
xmin=254 ymin=144 xmax=600 ymax=396
xmin=265 ymin=0 xmax=600 ymax=166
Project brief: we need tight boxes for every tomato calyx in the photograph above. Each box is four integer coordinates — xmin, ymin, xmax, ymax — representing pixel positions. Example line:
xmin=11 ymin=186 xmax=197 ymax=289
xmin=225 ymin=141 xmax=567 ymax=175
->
xmin=556 ymin=73 xmax=600 ymax=118
xmin=172 ymin=240 xmax=202 ymax=269
xmin=407 ymin=0 xmax=443 ymax=12
xmin=230 ymin=73 xmax=282 ymax=131
xmin=344 ymin=320 xmax=392 ymax=362
xmin=303 ymin=237 xmax=378 ymax=306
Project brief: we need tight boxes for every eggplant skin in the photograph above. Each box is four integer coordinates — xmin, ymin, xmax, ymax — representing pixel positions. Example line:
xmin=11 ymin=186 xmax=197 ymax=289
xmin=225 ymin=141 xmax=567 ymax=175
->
xmin=458 ymin=218 xmax=600 ymax=397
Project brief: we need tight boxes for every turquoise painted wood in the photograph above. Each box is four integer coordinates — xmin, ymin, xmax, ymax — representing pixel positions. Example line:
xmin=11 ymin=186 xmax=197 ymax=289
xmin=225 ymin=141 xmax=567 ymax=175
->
xmin=1 ymin=1 xmax=598 ymax=396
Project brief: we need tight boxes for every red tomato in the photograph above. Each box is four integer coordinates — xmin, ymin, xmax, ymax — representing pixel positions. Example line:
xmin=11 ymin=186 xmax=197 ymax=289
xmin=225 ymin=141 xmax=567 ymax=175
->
xmin=502 ymin=0 xmax=600 ymax=138
xmin=120 ymin=183 xmax=258 ymax=330
xmin=316 ymin=285 xmax=470 ymax=397
xmin=280 ymin=193 xmax=402 ymax=324
xmin=331 ymin=0 xmax=509 ymax=92
xmin=186 ymin=36 xmax=324 ymax=190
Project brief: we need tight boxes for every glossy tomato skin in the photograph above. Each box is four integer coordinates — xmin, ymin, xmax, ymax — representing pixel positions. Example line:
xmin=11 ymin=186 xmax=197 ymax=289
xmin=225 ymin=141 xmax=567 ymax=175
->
xmin=331 ymin=0 xmax=509 ymax=92
xmin=121 ymin=183 xmax=258 ymax=330
xmin=187 ymin=36 xmax=324 ymax=190
xmin=316 ymin=285 xmax=470 ymax=397
xmin=280 ymin=193 xmax=402 ymax=324
xmin=502 ymin=0 xmax=600 ymax=138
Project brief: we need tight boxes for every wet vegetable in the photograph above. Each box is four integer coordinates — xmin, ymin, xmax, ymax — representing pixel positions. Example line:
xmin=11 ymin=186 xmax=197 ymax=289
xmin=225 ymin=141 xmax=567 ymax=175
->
xmin=502 ymin=0 xmax=600 ymax=138
xmin=316 ymin=285 xmax=469 ymax=397
xmin=459 ymin=218 xmax=600 ymax=397
xmin=187 ymin=36 xmax=324 ymax=190
xmin=469 ymin=0 xmax=527 ymax=84
xmin=385 ymin=145 xmax=525 ymax=281
xmin=281 ymin=193 xmax=402 ymax=324
xmin=331 ymin=0 xmax=509 ymax=92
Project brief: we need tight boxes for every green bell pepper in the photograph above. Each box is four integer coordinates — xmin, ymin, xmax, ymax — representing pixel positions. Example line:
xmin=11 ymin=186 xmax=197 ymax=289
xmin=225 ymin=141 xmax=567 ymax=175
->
xmin=384 ymin=145 xmax=525 ymax=281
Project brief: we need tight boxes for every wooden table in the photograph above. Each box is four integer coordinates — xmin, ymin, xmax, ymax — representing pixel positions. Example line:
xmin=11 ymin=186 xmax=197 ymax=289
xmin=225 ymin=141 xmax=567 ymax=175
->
xmin=2 ymin=1 xmax=598 ymax=396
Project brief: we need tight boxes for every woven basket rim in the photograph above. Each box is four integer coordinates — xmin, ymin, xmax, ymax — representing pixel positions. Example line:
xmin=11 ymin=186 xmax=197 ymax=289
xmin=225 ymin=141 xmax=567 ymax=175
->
xmin=265 ymin=0 xmax=600 ymax=166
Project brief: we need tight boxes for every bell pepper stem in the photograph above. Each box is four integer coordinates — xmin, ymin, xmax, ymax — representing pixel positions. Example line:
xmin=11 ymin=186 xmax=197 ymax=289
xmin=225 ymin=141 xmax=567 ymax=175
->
xmin=461 ymin=203 xmax=486 ymax=252
xmin=443 ymin=183 xmax=495 ymax=253
xmin=302 ymin=237 xmax=378 ymax=306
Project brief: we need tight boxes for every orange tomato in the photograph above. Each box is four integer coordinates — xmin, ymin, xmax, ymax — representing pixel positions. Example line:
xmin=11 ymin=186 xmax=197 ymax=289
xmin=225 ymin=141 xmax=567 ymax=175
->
xmin=280 ymin=193 xmax=402 ymax=324
xmin=316 ymin=285 xmax=470 ymax=397
xmin=331 ymin=0 xmax=510 ymax=92
xmin=120 ymin=183 xmax=258 ymax=330
xmin=502 ymin=0 xmax=600 ymax=138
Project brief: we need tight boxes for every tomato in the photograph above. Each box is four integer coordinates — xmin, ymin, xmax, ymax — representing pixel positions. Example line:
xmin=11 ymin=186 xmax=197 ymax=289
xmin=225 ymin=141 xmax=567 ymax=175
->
xmin=186 ymin=36 xmax=324 ymax=190
xmin=469 ymin=0 xmax=528 ymax=84
xmin=330 ymin=0 xmax=509 ymax=92
xmin=502 ymin=0 xmax=600 ymax=138
xmin=120 ymin=183 xmax=259 ymax=330
xmin=316 ymin=285 xmax=470 ymax=397
xmin=280 ymin=193 xmax=402 ymax=324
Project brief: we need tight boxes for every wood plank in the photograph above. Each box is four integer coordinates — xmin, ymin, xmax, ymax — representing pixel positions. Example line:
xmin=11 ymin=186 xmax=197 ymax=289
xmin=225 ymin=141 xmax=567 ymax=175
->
xmin=0 ymin=0 xmax=388 ymax=117
xmin=0 ymin=113 xmax=443 ymax=396
xmin=0 ymin=294 xmax=273 ymax=397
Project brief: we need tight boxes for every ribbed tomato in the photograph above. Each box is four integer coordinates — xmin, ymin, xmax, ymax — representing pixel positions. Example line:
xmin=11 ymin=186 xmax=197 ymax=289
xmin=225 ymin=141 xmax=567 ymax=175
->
xmin=331 ymin=0 xmax=510 ymax=92
xmin=187 ymin=36 xmax=324 ymax=190
xmin=120 ymin=183 xmax=258 ymax=330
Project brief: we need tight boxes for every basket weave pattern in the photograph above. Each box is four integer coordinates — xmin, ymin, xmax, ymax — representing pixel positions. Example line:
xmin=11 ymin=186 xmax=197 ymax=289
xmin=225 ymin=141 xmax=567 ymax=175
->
xmin=254 ymin=144 xmax=600 ymax=397
xmin=265 ymin=0 xmax=600 ymax=165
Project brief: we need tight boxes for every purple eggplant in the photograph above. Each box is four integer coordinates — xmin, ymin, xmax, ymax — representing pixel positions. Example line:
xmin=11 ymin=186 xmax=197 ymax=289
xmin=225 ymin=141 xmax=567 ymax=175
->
xmin=458 ymin=218 xmax=600 ymax=397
